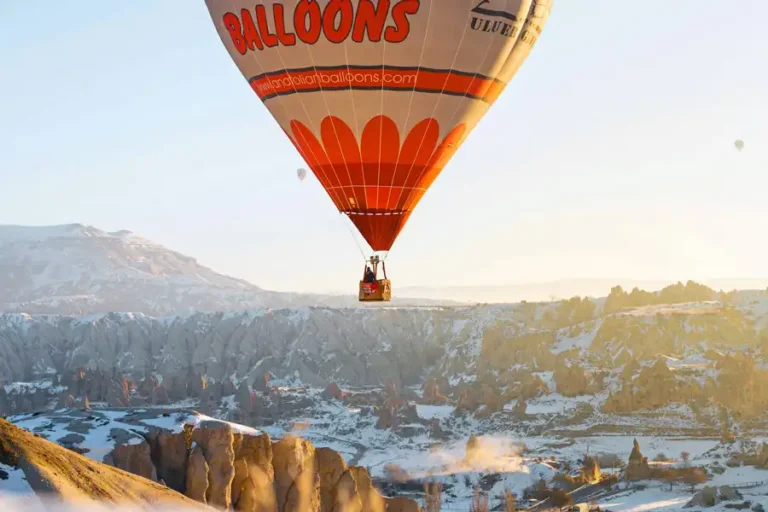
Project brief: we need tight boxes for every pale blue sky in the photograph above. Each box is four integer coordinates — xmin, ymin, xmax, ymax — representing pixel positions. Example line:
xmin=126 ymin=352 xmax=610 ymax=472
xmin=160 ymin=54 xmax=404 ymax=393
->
xmin=1 ymin=1 xmax=766 ymax=294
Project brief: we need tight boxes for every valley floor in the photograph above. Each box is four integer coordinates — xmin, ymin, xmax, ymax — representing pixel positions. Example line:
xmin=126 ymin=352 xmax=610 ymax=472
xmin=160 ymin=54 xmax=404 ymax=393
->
xmin=5 ymin=391 xmax=768 ymax=512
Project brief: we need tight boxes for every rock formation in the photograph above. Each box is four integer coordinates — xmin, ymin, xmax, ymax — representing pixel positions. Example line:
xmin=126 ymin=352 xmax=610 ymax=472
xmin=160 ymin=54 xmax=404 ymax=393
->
xmin=626 ymin=439 xmax=651 ymax=480
xmin=102 ymin=420 xmax=422 ymax=512
xmin=232 ymin=430 xmax=275 ymax=511
xmin=0 ymin=418 xmax=207 ymax=509
xmin=185 ymin=444 xmax=209 ymax=503
xmin=107 ymin=432 xmax=157 ymax=482
xmin=192 ymin=421 xmax=236 ymax=509
xmin=322 ymin=382 xmax=344 ymax=401
xmin=553 ymin=361 xmax=589 ymax=397
xmin=146 ymin=428 xmax=190 ymax=492
xmin=273 ymin=435 xmax=321 ymax=512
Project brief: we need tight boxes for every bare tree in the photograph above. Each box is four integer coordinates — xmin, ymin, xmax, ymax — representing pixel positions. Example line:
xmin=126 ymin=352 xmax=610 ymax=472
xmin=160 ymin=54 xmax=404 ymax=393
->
xmin=661 ymin=469 xmax=677 ymax=491
xmin=681 ymin=451 xmax=690 ymax=467
xmin=683 ymin=468 xmax=707 ymax=491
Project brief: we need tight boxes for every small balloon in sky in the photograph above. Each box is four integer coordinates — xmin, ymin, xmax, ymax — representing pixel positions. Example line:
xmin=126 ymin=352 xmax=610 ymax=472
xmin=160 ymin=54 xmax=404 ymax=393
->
xmin=735 ymin=139 xmax=744 ymax=152
xmin=297 ymin=168 xmax=307 ymax=182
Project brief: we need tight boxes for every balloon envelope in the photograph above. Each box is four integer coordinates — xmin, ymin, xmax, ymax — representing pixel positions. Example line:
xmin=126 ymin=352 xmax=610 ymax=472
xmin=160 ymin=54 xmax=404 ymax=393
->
xmin=735 ymin=139 xmax=744 ymax=151
xmin=205 ymin=0 xmax=552 ymax=251
xmin=297 ymin=168 xmax=307 ymax=181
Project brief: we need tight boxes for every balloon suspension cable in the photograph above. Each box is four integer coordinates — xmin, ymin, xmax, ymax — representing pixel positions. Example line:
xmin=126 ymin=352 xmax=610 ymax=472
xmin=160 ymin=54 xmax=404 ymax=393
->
xmin=342 ymin=213 xmax=369 ymax=262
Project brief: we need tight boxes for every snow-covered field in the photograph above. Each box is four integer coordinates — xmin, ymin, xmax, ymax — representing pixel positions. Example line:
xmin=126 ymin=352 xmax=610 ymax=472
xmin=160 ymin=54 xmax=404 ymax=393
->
xmin=5 ymin=401 xmax=768 ymax=511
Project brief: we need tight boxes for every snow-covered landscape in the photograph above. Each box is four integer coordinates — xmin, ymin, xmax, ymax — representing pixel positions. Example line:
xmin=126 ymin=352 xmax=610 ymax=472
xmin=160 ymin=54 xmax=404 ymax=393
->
xmin=5 ymin=403 xmax=768 ymax=511
xmin=3 ymin=225 xmax=768 ymax=511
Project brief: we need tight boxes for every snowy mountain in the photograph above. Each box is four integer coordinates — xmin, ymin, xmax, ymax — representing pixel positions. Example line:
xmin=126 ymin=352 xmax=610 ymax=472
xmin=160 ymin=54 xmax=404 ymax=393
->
xmin=0 ymin=223 xmax=450 ymax=315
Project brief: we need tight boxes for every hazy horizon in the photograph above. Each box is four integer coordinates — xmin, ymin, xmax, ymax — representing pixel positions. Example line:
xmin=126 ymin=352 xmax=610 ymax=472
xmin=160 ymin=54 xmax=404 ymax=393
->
xmin=2 ymin=2 xmax=766 ymax=294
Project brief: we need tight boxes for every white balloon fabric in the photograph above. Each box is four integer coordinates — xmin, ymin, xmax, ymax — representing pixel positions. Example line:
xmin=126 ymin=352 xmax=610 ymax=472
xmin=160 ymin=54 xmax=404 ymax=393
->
xmin=204 ymin=0 xmax=552 ymax=251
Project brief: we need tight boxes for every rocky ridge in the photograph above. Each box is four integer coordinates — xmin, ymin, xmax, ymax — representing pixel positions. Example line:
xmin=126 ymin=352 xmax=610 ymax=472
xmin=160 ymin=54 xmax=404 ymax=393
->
xmin=0 ymin=417 xmax=208 ymax=509
xmin=6 ymin=408 xmax=420 ymax=512
xmin=4 ymin=288 xmax=768 ymax=425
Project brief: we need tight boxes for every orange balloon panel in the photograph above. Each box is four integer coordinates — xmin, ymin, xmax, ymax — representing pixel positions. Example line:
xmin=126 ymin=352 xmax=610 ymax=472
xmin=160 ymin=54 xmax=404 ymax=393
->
xmin=205 ymin=0 xmax=552 ymax=251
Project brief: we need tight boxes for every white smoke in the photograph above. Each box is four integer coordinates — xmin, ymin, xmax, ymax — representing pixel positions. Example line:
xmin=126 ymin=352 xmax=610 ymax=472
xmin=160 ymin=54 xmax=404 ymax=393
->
xmin=388 ymin=436 xmax=532 ymax=481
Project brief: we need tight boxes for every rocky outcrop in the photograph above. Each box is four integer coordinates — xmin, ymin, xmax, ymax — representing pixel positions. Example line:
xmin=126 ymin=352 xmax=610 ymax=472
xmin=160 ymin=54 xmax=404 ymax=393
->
xmin=603 ymin=359 xmax=702 ymax=413
xmin=685 ymin=486 xmax=718 ymax=508
xmin=335 ymin=470 xmax=364 ymax=512
xmin=147 ymin=428 xmax=190 ymax=493
xmin=232 ymin=430 xmax=275 ymax=511
xmin=186 ymin=444 xmax=209 ymax=503
xmin=192 ymin=421 xmax=236 ymax=509
xmin=76 ymin=415 xmax=420 ymax=512
xmin=151 ymin=384 xmax=171 ymax=405
xmin=386 ymin=497 xmax=422 ymax=512
xmin=106 ymin=378 xmax=132 ymax=407
xmin=0 ymin=418 xmax=207 ymax=509
xmin=56 ymin=392 xmax=76 ymax=409
xmin=475 ymin=385 xmax=504 ymax=418
xmin=466 ymin=435 xmax=481 ymax=464
xmin=602 ymin=384 xmax=634 ymax=413
xmin=349 ymin=466 xmax=419 ymax=512
xmin=317 ymin=448 xmax=347 ymax=512
xmin=349 ymin=466 xmax=386 ymax=512
xmin=316 ymin=447 xmax=364 ymax=512
xmin=553 ymin=361 xmax=589 ymax=397
xmin=273 ymin=435 xmax=321 ymax=512
xmin=626 ymin=439 xmax=651 ymax=480
xmin=420 ymin=378 xmax=449 ymax=405
xmin=107 ymin=436 xmax=157 ymax=482
xmin=323 ymin=382 xmax=344 ymax=401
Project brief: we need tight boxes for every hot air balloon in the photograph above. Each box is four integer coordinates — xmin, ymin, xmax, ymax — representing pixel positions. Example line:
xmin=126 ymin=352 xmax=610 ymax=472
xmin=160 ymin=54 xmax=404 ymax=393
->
xmin=297 ymin=167 xmax=308 ymax=182
xmin=735 ymin=139 xmax=744 ymax=152
xmin=205 ymin=0 xmax=552 ymax=301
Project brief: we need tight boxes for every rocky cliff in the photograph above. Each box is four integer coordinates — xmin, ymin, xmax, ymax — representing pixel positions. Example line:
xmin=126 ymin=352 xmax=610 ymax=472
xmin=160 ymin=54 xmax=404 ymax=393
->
xmin=0 ymin=417 xmax=208 ymax=509
xmin=4 ymin=292 xmax=768 ymax=423
xmin=7 ymin=408 xmax=421 ymax=512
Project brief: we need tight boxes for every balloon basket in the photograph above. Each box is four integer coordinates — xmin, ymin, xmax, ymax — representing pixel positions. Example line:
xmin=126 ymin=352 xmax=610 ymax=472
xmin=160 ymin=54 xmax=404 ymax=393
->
xmin=359 ymin=280 xmax=392 ymax=302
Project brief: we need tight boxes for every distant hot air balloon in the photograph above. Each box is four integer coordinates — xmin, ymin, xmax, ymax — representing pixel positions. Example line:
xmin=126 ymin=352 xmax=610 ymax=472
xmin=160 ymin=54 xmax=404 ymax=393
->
xmin=205 ymin=0 xmax=553 ymax=300
xmin=297 ymin=168 xmax=307 ymax=182
xmin=735 ymin=139 xmax=744 ymax=152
